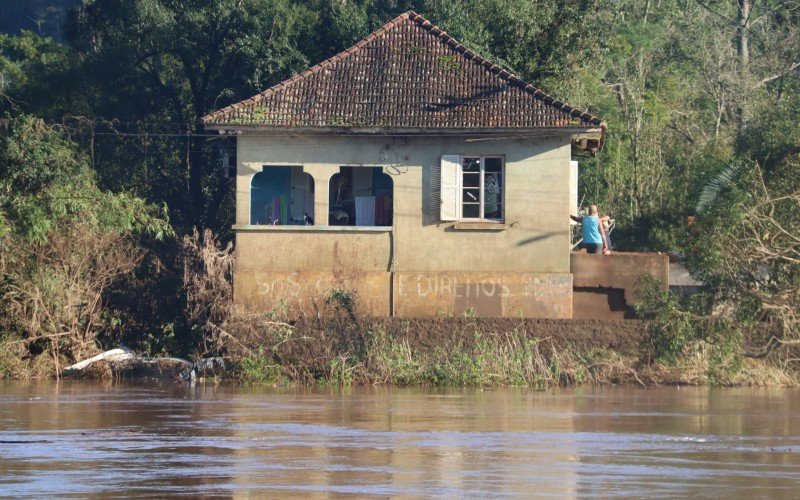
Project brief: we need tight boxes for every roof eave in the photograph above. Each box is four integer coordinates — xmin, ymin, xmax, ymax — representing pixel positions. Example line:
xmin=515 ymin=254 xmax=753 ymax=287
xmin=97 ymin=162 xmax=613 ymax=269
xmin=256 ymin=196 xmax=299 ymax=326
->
xmin=203 ymin=124 xmax=603 ymax=137
xmin=571 ymin=121 xmax=607 ymax=156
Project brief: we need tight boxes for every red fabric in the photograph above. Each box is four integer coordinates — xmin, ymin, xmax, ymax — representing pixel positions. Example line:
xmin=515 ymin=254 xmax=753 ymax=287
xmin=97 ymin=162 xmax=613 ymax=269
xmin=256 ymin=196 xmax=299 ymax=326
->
xmin=376 ymin=194 xmax=392 ymax=225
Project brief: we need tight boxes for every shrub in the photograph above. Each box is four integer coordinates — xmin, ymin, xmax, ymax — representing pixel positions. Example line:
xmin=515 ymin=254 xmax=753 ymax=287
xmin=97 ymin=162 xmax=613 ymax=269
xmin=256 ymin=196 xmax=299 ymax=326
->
xmin=0 ymin=116 xmax=171 ymax=377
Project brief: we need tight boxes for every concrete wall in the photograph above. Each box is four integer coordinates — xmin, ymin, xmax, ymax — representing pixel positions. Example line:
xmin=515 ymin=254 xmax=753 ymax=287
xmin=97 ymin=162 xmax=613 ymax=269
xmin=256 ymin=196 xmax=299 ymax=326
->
xmin=572 ymin=287 xmax=635 ymax=320
xmin=234 ymin=133 xmax=574 ymax=317
xmin=571 ymin=252 xmax=669 ymax=319
xmin=393 ymin=272 xmax=572 ymax=318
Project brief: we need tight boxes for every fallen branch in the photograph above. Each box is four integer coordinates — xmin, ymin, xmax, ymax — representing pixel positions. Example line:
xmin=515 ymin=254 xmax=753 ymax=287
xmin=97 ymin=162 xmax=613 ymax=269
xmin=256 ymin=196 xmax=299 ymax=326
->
xmin=744 ymin=336 xmax=800 ymax=359
xmin=62 ymin=347 xmax=137 ymax=372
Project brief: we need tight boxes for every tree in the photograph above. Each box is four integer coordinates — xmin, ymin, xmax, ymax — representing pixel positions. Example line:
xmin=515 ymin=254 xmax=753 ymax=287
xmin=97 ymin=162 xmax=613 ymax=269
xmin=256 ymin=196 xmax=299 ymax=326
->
xmin=686 ymin=91 xmax=800 ymax=358
xmin=688 ymin=159 xmax=800 ymax=355
xmin=694 ymin=0 xmax=800 ymax=126
xmin=0 ymin=31 xmax=82 ymax=117
xmin=65 ymin=0 xmax=315 ymax=230
xmin=0 ymin=115 xmax=171 ymax=376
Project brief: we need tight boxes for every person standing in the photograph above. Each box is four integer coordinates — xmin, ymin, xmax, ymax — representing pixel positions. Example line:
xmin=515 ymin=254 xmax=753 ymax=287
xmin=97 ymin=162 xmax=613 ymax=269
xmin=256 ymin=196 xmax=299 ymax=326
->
xmin=599 ymin=213 xmax=613 ymax=254
xmin=570 ymin=205 xmax=607 ymax=254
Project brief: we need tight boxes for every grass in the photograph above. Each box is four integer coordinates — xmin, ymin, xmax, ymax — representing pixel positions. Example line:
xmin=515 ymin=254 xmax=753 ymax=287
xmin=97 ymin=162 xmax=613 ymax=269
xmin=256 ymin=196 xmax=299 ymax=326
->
xmin=0 ymin=334 xmax=63 ymax=379
xmin=218 ymin=315 xmax=650 ymax=388
xmin=3 ymin=290 xmax=795 ymax=387
xmin=214 ymin=309 xmax=800 ymax=388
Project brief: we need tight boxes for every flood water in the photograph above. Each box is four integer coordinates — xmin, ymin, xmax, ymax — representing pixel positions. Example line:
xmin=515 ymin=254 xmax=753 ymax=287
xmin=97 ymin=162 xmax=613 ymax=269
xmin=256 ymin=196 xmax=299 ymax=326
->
xmin=1 ymin=382 xmax=799 ymax=497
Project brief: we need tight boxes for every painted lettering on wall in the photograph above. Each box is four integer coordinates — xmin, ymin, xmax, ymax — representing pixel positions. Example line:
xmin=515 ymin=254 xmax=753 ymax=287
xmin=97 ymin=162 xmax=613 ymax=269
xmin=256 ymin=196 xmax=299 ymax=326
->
xmin=256 ymin=273 xmax=313 ymax=298
xmin=395 ymin=273 xmax=570 ymax=299
xmin=523 ymin=275 xmax=572 ymax=297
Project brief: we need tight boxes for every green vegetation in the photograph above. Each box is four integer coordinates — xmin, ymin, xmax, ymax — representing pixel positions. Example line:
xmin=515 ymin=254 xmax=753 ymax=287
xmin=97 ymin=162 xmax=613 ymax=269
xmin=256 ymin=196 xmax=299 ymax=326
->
xmin=211 ymin=307 xmax=794 ymax=388
xmin=0 ymin=116 xmax=171 ymax=377
xmin=0 ymin=1 xmax=797 ymax=383
xmin=634 ymin=276 xmax=746 ymax=385
xmin=217 ymin=314 xmax=643 ymax=388
xmin=436 ymin=55 xmax=462 ymax=71
xmin=633 ymin=99 xmax=800 ymax=385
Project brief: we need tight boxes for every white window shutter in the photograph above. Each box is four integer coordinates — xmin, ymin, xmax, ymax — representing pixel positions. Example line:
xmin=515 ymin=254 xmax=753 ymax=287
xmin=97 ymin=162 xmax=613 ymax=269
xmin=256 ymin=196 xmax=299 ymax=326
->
xmin=440 ymin=155 xmax=460 ymax=221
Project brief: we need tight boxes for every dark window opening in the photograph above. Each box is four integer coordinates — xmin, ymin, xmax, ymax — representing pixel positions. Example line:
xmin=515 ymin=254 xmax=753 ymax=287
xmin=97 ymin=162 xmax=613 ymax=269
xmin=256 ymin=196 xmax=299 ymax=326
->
xmin=329 ymin=167 xmax=393 ymax=226
xmin=250 ymin=166 xmax=314 ymax=225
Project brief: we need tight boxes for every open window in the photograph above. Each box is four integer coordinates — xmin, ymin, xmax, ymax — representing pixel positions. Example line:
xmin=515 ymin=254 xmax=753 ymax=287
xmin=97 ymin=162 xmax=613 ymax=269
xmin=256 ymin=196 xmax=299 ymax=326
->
xmin=440 ymin=155 xmax=504 ymax=222
xmin=250 ymin=166 xmax=314 ymax=225
xmin=329 ymin=167 xmax=393 ymax=226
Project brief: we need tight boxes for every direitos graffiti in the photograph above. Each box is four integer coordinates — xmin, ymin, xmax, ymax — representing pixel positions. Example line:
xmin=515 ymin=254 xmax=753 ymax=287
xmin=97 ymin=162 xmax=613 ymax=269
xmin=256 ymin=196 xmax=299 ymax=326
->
xmin=396 ymin=273 xmax=571 ymax=299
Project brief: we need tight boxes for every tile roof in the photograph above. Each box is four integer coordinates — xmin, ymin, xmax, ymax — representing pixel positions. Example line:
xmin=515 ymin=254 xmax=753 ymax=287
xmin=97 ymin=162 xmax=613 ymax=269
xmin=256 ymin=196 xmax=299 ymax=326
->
xmin=202 ymin=11 xmax=604 ymax=132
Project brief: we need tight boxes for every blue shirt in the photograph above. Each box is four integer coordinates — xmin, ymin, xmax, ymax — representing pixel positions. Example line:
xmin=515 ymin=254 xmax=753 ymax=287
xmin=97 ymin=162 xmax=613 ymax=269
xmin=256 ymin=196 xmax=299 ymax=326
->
xmin=582 ymin=215 xmax=603 ymax=244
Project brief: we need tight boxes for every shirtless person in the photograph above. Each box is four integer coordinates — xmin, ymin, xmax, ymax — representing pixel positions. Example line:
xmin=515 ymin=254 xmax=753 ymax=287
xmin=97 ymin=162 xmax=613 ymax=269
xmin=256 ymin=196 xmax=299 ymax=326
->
xmin=570 ymin=205 xmax=608 ymax=254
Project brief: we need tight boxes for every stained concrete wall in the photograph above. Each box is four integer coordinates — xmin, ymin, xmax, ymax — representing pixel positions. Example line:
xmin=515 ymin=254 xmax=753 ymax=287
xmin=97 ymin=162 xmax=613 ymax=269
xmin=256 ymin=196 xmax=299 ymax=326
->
xmin=234 ymin=133 xmax=574 ymax=317
xmin=235 ymin=228 xmax=392 ymax=316
xmin=571 ymin=252 xmax=669 ymax=319
xmin=235 ymin=270 xmax=391 ymax=316
xmin=572 ymin=287 xmax=635 ymax=320
xmin=236 ymin=228 xmax=392 ymax=272
xmin=393 ymin=272 xmax=572 ymax=318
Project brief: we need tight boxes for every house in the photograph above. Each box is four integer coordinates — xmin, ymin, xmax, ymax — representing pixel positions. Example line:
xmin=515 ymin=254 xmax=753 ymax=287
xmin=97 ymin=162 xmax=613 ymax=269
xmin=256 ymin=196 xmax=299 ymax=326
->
xmin=202 ymin=10 xmax=609 ymax=318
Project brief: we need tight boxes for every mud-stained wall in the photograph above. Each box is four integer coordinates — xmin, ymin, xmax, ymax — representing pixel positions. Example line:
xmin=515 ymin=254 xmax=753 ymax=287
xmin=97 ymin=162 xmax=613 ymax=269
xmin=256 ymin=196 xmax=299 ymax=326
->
xmin=233 ymin=133 xmax=574 ymax=318
xmin=572 ymin=287 xmax=635 ymax=320
xmin=571 ymin=252 xmax=669 ymax=304
xmin=234 ymin=270 xmax=391 ymax=316
xmin=393 ymin=272 xmax=572 ymax=318
xmin=570 ymin=252 xmax=669 ymax=318
xmin=235 ymin=229 xmax=391 ymax=272
xmin=234 ymin=270 xmax=572 ymax=319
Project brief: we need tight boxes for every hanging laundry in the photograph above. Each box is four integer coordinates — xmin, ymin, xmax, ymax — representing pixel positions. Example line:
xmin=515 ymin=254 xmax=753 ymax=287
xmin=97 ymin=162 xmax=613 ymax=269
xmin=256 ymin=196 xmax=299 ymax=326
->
xmin=355 ymin=196 xmax=376 ymax=226
xmin=375 ymin=193 xmax=391 ymax=225
xmin=272 ymin=196 xmax=281 ymax=224
xmin=279 ymin=195 xmax=288 ymax=225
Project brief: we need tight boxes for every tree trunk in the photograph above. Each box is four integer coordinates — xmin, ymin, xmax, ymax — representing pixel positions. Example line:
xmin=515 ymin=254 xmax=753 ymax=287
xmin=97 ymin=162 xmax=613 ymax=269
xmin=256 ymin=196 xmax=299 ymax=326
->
xmin=737 ymin=0 xmax=750 ymax=74
xmin=189 ymin=129 xmax=207 ymax=229
xmin=736 ymin=0 xmax=751 ymax=127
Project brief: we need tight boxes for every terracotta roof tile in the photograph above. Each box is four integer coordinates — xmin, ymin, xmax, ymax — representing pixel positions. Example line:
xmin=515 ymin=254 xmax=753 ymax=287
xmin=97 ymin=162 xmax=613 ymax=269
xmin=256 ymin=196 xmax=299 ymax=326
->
xmin=202 ymin=11 xmax=603 ymax=130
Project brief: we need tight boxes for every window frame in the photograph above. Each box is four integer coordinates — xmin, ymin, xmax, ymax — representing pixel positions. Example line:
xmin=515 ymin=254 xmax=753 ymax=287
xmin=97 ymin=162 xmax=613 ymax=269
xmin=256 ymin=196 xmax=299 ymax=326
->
xmin=328 ymin=165 xmax=394 ymax=227
xmin=458 ymin=155 xmax=505 ymax=222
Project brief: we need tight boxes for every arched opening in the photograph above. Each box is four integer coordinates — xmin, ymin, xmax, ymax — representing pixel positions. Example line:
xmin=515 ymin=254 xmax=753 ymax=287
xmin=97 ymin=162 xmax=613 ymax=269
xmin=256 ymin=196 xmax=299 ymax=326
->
xmin=328 ymin=167 xmax=393 ymax=226
xmin=250 ymin=166 xmax=314 ymax=225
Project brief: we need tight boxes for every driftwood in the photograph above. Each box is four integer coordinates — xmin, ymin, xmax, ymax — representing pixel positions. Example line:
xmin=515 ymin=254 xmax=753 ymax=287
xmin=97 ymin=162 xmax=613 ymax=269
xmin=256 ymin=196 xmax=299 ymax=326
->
xmin=62 ymin=347 xmax=138 ymax=372
xmin=61 ymin=347 xmax=224 ymax=380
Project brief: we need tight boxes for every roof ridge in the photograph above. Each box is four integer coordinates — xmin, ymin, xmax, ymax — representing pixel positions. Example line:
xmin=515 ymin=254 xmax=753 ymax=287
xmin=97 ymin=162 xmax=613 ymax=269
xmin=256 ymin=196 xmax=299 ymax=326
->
xmin=203 ymin=11 xmax=414 ymax=123
xmin=405 ymin=12 xmax=602 ymax=127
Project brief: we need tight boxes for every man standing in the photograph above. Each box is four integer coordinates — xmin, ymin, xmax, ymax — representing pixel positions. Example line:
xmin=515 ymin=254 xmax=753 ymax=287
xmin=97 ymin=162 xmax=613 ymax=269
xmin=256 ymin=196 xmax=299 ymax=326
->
xmin=570 ymin=205 xmax=607 ymax=254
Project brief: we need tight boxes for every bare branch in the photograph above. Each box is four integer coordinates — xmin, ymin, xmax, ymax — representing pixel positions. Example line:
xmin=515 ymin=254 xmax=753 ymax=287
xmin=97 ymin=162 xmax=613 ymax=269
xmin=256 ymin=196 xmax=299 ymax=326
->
xmin=695 ymin=0 xmax=735 ymax=22
xmin=754 ymin=60 xmax=800 ymax=88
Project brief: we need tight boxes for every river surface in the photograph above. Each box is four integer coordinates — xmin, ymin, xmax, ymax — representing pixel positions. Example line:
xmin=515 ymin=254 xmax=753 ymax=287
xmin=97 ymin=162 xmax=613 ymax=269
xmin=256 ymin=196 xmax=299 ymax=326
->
xmin=1 ymin=382 xmax=799 ymax=497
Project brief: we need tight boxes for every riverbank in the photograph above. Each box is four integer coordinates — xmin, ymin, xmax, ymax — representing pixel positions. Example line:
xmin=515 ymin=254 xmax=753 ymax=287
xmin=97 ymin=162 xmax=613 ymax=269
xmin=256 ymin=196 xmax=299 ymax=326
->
xmin=2 ymin=315 xmax=795 ymax=387
xmin=210 ymin=316 xmax=796 ymax=387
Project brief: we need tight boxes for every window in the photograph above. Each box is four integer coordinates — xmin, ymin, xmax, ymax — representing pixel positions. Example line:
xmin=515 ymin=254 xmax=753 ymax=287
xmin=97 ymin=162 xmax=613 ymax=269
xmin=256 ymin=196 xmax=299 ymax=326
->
xmin=440 ymin=155 xmax=504 ymax=222
xmin=328 ymin=167 xmax=393 ymax=226
xmin=250 ymin=166 xmax=314 ymax=225
xmin=460 ymin=156 xmax=503 ymax=220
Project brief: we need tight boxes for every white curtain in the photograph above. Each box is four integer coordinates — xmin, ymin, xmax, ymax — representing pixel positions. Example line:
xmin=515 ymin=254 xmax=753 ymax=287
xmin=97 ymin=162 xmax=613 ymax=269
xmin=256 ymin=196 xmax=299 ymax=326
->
xmin=355 ymin=196 xmax=376 ymax=226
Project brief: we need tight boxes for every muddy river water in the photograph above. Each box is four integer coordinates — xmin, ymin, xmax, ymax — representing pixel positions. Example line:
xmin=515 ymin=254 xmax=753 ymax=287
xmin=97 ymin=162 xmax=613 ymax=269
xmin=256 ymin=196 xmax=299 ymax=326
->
xmin=1 ymin=381 xmax=799 ymax=497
